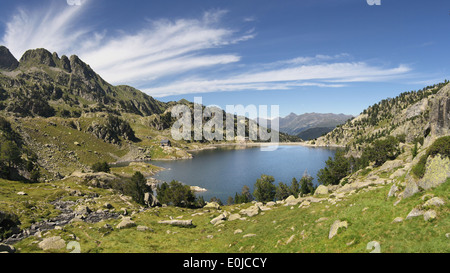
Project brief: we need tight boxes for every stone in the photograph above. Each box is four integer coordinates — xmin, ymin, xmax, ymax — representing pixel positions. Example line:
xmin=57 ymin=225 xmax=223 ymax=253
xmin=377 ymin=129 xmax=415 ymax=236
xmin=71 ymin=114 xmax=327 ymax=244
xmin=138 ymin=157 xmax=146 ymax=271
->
xmin=406 ymin=208 xmax=425 ymax=220
xmin=38 ymin=236 xmax=66 ymax=251
xmin=315 ymin=217 xmax=328 ymax=223
xmin=239 ymin=205 xmax=260 ymax=217
xmin=116 ymin=218 xmax=136 ymax=229
xmin=234 ymin=229 xmax=243 ymax=234
xmin=423 ymin=210 xmax=437 ymax=221
xmin=137 ymin=225 xmax=151 ymax=231
xmin=158 ymin=220 xmax=194 ymax=227
xmin=228 ymin=213 xmax=242 ymax=221
xmin=243 ymin=234 xmax=257 ymax=238
xmin=387 ymin=184 xmax=399 ymax=198
xmin=403 ymin=177 xmax=420 ymax=198
xmin=204 ymin=202 xmax=220 ymax=210
xmin=419 ymin=156 xmax=450 ymax=190
xmin=424 ymin=197 xmax=445 ymax=208
xmin=328 ymin=220 xmax=348 ymax=239
xmin=17 ymin=192 xmax=27 ymax=196
xmin=0 ymin=243 xmax=15 ymax=253
xmin=392 ymin=217 xmax=404 ymax=223
xmin=210 ymin=213 xmax=227 ymax=225
xmin=299 ymin=200 xmax=311 ymax=208
xmin=74 ymin=142 xmax=81 ymax=146
xmin=284 ymin=195 xmax=300 ymax=206
xmin=104 ymin=203 xmax=113 ymax=209
xmin=286 ymin=235 xmax=296 ymax=245
xmin=315 ymin=185 xmax=329 ymax=195
xmin=75 ymin=205 xmax=91 ymax=215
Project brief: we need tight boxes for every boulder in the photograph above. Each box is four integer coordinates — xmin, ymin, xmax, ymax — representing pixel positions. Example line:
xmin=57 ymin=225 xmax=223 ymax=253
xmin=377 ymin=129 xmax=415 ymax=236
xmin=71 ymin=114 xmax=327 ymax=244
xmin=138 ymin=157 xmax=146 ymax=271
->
xmin=210 ymin=213 xmax=227 ymax=225
xmin=17 ymin=192 xmax=27 ymax=196
xmin=315 ymin=185 xmax=329 ymax=195
xmin=239 ymin=205 xmax=260 ymax=217
xmin=406 ymin=208 xmax=425 ymax=220
xmin=423 ymin=210 xmax=437 ymax=221
xmin=419 ymin=156 xmax=450 ymax=190
xmin=328 ymin=220 xmax=348 ymax=239
xmin=424 ymin=197 xmax=445 ymax=208
xmin=204 ymin=202 xmax=220 ymax=210
xmin=158 ymin=220 xmax=194 ymax=227
xmin=116 ymin=217 xmax=136 ymax=229
xmin=38 ymin=236 xmax=66 ymax=251
xmin=75 ymin=205 xmax=91 ymax=215
xmin=403 ymin=177 xmax=420 ymax=198
xmin=387 ymin=184 xmax=399 ymax=198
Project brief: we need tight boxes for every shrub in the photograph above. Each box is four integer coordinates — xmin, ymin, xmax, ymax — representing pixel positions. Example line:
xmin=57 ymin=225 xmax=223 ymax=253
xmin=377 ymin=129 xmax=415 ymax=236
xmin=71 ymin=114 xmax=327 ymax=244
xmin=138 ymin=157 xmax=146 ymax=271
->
xmin=92 ymin=161 xmax=110 ymax=173
xmin=156 ymin=180 xmax=196 ymax=208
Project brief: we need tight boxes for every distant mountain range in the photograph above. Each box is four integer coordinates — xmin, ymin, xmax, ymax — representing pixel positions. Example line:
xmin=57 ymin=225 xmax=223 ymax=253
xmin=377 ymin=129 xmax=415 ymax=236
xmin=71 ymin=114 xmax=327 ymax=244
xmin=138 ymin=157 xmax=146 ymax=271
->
xmin=257 ymin=112 xmax=353 ymax=140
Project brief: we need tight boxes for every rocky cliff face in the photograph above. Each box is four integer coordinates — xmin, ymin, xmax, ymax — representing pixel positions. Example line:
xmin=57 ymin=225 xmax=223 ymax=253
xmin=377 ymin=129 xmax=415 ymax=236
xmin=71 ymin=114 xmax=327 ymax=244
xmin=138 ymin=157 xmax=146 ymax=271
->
xmin=0 ymin=46 xmax=19 ymax=71
xmin=429 ymin=84 xmax=450 ymax=139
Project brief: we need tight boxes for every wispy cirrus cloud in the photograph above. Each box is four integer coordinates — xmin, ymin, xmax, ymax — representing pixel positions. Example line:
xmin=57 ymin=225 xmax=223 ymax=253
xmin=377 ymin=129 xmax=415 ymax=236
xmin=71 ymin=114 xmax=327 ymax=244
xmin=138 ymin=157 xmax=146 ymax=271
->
xmin=146 ymin=58 xmax=412 ymax=97
xmin=1 ymin=1 xmax=413 ymax=98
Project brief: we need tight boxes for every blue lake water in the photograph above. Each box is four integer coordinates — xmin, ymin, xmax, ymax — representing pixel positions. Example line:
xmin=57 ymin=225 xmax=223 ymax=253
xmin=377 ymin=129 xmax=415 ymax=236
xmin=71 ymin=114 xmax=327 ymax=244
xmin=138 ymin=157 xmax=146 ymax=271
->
xmin=150 ymin=145 xmax=336 ymax=203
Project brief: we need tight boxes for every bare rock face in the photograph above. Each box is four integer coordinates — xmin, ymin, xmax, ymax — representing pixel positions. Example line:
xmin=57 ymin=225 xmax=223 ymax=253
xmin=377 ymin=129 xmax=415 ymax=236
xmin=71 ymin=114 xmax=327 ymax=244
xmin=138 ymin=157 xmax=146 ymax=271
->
xmin=0 ymin=46 xmax=19 ymax=71
xmin=418 ymin=156 xmax=450 ymax=190
xmin=430 ymin=85 xmax=450 ymax=138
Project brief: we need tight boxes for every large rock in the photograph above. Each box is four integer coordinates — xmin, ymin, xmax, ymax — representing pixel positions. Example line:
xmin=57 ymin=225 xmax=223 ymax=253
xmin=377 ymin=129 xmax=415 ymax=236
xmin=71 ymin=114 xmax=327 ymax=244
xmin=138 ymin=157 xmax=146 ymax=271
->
xmin=204 ymin=202 xmax=220 ymax=210
xmin=418 ymin=156 xmax=450 ymax=190
xmin=38 ymin=236 xmax=66 ymax=251
xmin=75 ymin=205 xmax=91 ymax=215
xmin=403 ymin=177 xmax=420 ymax=198
xmin=239 ymin=205 xmax=260 ymax=217
xmin=158 ymin=220 xmax=193 ymax=227
xmin=388 ymin=184 xmax=400 ymax=198
xmin=328 ymin=220 xmax=348 ymax=239
xmin=314 ymin=185 xmax=329 ymax=195
xmin=210 ymin=213 xmax=228 ymax=225
xmin=424 ymin=197 xmax=445 ymax=208
xmin=116 ymin=217 xmax=136 ymax=229
xmin=406 ymin=208 xmax=425 ymax=220
xmin=423 ymin=210 xmax=437 ymax=221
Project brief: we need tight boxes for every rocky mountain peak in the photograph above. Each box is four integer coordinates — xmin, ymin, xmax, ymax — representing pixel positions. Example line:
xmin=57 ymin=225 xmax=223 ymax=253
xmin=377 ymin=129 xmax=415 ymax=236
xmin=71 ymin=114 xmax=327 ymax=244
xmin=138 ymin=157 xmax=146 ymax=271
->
xmin=19 ymin=48 xmax=57 ymax=67
xmin=0 ymin=45 xmax=19 ymax=71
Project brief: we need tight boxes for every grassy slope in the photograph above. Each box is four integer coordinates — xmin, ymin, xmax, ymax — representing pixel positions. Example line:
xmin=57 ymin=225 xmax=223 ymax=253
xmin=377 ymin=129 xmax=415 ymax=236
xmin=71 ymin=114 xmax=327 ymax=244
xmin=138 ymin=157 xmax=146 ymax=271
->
xmin=7 ymin=177 xmax=449 ymax=253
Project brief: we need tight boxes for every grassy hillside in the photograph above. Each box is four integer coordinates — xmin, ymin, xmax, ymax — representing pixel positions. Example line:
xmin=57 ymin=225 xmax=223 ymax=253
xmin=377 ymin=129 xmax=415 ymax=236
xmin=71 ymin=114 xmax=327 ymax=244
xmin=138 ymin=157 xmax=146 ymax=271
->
xmin=3 ymin=174 xmax=448 ymax=253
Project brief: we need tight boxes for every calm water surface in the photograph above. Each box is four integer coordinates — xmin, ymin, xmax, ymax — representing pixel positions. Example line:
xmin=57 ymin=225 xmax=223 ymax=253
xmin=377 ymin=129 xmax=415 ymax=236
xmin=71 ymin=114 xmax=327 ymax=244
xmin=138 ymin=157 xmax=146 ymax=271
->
xmin=151 ymin=145 xmax=336 ymax=202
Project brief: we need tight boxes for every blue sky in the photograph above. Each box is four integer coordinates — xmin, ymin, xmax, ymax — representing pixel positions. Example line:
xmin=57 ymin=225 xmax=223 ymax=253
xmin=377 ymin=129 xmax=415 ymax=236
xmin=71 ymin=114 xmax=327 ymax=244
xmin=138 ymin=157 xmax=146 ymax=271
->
xmin=0 ymin=0 xmax=449 ymax=117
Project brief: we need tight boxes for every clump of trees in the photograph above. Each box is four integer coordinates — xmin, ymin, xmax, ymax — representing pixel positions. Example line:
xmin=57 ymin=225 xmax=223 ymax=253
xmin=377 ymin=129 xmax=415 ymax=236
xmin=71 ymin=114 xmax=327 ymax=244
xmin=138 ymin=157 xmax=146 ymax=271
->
xmin=109 ymin=171 xmax=151 ymax=206
xmin=91 ymin=161 xmax=110 ymax=173
xmin=156 ymin=180 xmax=197 ymax=208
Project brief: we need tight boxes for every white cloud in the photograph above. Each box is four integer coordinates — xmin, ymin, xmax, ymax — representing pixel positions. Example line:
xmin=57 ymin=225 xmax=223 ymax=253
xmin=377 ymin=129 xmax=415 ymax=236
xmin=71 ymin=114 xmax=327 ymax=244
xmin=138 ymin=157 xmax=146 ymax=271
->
xmin=147 ymin=61 xmax=412 ymax=97
xmin=1 ymin=2 xmax=90 ymax=59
